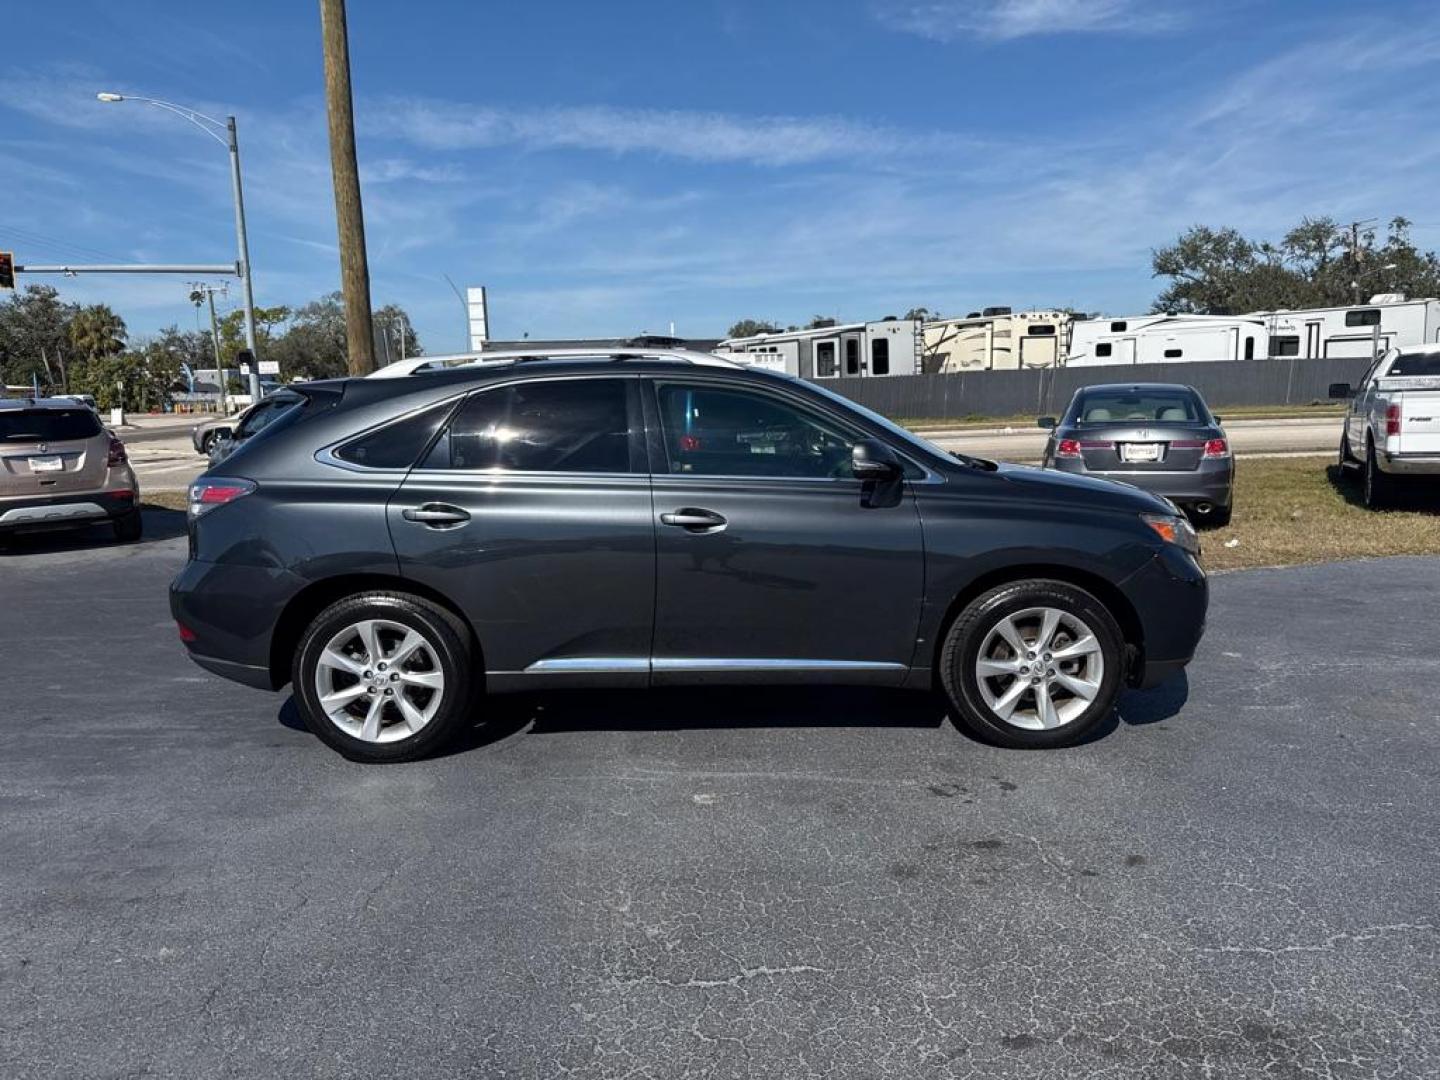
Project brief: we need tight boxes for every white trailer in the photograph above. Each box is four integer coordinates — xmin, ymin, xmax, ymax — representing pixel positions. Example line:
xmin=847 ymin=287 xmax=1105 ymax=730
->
xmin=1252 ymin=295 xmax=1440 ymax=360
xmin=715 ymin=319 xmax=922 ymax=380
xmin=1066 ymin=314 xmax=1268 ymax=367
xmin=921 ymin=310 xmax=1069 ymax=372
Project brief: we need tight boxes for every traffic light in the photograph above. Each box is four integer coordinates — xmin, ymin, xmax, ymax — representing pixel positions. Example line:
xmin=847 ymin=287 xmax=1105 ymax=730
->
xmin=0 ymin=252 xmax=14 ymax=290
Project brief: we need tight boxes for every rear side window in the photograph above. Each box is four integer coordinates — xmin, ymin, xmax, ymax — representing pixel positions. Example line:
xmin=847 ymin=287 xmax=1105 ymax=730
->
xmin=334 ymin=400 xmax=455 ymax=469
xmin=1345 ymin=308 xmax=1381 ymax=327
xmin=0 ymin=408 xmax=101 ymax=443
xmin=1388 ymin=353 xmax=1440 ymax=377
xmin=871 ymin=338 xmax=890 ymax=375
xmin=423 ymin=379 xmax=634 ymax=473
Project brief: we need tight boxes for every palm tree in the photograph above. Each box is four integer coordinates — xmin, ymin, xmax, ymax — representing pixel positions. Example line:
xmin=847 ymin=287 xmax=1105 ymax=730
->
xmin=68 ymin=304 xmax=128 ymax=362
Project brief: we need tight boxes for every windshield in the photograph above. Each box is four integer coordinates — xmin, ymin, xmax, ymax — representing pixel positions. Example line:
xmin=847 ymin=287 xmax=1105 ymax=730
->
xmin=1073 ymin=389 xmax=1205 ymax=424
xmin=0 ymin=407 xmax=103 ymax=444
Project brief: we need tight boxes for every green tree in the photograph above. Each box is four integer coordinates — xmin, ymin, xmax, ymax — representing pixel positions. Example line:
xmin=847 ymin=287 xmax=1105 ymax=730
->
xmin=70 ymin=345 xmax=182 ymax=412
xmin=67 ymin=304 xmax=128 ymax=363
xmin=0 ymin=284 xmax=77 ymax=389
xmin=215 ymin=304 xmax=290 ymax=367
xmin=806 ymin=315 xmax=838 ymax=329
xmin=1152 ymin=216 xmax=1440 ymax=313
xmin=374 ymin=303 xmax=422 ymax=366
xmin=725 ymin=318 xmax=778 ymax=339
xmin=904 ymin=307 xmax=941 ymax=322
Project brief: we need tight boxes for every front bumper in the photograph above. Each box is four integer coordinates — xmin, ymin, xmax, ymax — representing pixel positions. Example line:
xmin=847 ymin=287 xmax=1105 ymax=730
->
xmin=0 ymin=487 xmax=138 ymax=532
xmin=1120 ymin=545 xmax=1208 ymax=689
xmin=1053 ymin=459 xmax=1234 ymax=509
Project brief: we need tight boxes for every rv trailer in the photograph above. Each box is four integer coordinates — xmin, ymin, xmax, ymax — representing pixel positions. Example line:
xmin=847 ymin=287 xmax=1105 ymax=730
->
xmin=921 ymin=309 xmax=1069 ymax=372
xmin=1251 ymin=295 xmax=1440 ymax=360
xmin=1066 ymin=314 xmax=1269 ymax=366
xmin=715 ymin=319 xmax=922 ymax=380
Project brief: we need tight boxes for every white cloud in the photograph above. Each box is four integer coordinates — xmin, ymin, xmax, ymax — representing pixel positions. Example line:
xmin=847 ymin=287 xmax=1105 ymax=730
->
xmin=365 ymin=98 xmax=919 ymax=166
xmin=876 ymin=0 xmax=1185 ymax=41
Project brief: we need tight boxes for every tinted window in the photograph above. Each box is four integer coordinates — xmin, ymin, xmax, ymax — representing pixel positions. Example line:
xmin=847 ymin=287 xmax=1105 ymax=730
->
xmin=425 ymin=379 xmax=632 ymax=473
xmin=1270 ymin=335 xmax=1300 ymax=356
xmin=1095 ymin=343 xmax=1113 ymax=358
xmin=1027 ymin=324 xmax=1056 ymax=336
xmin=0 ymin=408 xmax=102 ymax=444
xmin=815 ymin=341 xmax=837 ymax=378
xmin=844 ymin=338 xmax=860 ymax=375
xmin=656 ymin=383 xmax=858 ymax=479
xmin=1345 ymin=308 xmax=1381 ymax=327
xmin=237 ymin=398 xmax=296 ymax=438
xmin=872 ymin=338 xmax=890 ymax=375
xmin=1110 ymin=321 xmax=1128 ymax=332
xmin=335 ymin=400 xmax=455 ymax=469
xmin=1388 ymin=353 xmax=1440 ymax=377
xmin=1244 ymin=336 xmax=1255 ymax=360
xmin=1077 ymin=390 xmax=1202 ymax=423
xmin=1163 ymin=348 xmax=1183 ymax=359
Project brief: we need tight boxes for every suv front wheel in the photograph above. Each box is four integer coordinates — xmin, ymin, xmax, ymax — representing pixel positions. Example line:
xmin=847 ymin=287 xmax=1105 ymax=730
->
xmin=292 ymin=592 xmax=477 ymax=763
xmin=940 ymin=580 xmax=1125 ymax=749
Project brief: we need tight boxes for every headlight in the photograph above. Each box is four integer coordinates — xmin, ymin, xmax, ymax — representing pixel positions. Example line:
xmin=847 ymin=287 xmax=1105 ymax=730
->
xmin=1141 ymin=512 xmax=1200 ymax=556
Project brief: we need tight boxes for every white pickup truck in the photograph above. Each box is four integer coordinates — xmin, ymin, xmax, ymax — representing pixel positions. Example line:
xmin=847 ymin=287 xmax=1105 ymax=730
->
xmin=1333 ymin=344 xmax=1440 ymax=508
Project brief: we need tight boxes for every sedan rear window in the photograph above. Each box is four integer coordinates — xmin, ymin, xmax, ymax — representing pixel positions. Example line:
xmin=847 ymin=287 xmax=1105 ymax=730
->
xmin=0 ymin=408 xmax=102 ymax=444
xmin=1074 ymin=391 xmax=1202 ymax=424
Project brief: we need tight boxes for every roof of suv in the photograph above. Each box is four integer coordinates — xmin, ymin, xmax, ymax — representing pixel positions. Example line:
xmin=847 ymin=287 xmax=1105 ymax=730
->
xmin=368 ymin=348 xmax=740 ymax=379
xmin=0 ymin=396 xmax=94 ymax=412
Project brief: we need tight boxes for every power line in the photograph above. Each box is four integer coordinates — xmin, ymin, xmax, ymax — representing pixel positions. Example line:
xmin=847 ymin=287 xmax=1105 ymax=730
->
xmin=0 ymin=222 xmax=130 ymax=264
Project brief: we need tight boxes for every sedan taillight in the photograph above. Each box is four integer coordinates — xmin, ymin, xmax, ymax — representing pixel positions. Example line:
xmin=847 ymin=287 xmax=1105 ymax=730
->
xmin=188 ymin=478 xmax=256 ymax=519
xmin=107 ymin=435 xmax=128 ymax=466
xmin=1055 ymin=438 xmax=1083 ymax=458
xmin=1203 ymin=438 xmax=1229 ymax=458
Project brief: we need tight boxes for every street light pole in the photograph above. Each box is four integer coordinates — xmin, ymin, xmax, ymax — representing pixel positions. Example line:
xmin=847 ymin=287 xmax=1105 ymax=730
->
xmin=97 ymin=92 xmax=262 ymax=401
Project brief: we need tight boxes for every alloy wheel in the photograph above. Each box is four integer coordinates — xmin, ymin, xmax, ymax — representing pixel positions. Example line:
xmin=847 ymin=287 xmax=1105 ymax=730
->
xmin=973 ymin=606 xmax=1104 ymax=731
xmin=313 ymin=618 xmax=446 ymax=743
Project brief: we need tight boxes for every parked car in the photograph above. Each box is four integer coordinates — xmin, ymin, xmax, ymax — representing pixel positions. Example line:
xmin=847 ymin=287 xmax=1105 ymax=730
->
xmin=1332 ymin=344 xmax=1440 ymax=508
xmin=194 ymin=392 xmax=304 ymax=463
xmin=0 ymin=397 xmax=141 ymax=542
xmin=170 ymin=349 xmax=1208 ymax=763
xmin=1038 ymin=383 xmax=1234 ymax=526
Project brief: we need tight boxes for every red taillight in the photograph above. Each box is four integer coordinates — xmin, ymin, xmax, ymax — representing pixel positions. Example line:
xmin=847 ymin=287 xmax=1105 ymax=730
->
xmin=188 ymin=478 xmax=256 ymax=518
xmin=1056 ymin=438 xmax=1082 ymax=458
xmin=107 ymin=435 xmax=127 ymax=466
xmin=1203 ymin=438 xmax=1229 ymax=458
xmin=1386 ymin=404 xmax=1401 ymax=437
xmin=679 ymin=435 xmax=702 ymax=451
xmin=177 ymin=622 xmax=198 ymax=643
xmin=105 ymin=488 xmax=135 ymax=501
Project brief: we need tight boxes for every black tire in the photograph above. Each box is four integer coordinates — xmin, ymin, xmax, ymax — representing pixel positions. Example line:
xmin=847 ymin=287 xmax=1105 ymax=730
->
xmin=112 ymin=509 xmax=143 ymax=542
xmin=1363 ymin=438 xmax=1391 ymax=510
xmin=292 ymin=591 xmax=478 ymax=763
xmin=939 ymin=579 xmax=1126 ymax=750
xmin=199 ymin=431 xmax=219 ymax=455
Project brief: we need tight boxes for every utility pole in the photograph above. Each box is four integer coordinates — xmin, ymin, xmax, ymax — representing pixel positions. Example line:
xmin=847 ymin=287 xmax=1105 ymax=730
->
xmin=320 ymin=0 xmax=375 ymax=375
xmin=191 ymin=283 xmax=230 ymax=415
xmin=1346 ymin=218 xmax=1377 ymax=304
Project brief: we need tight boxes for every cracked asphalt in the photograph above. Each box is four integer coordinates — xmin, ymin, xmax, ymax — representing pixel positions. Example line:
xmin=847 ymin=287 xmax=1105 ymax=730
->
xmin=2 ymin=513 xmax=1437 ymax=1079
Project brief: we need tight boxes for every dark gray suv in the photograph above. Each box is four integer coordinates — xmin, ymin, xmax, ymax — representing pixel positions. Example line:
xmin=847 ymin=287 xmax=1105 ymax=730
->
xmin=170 ymin=350 xmax=1208 ymax=762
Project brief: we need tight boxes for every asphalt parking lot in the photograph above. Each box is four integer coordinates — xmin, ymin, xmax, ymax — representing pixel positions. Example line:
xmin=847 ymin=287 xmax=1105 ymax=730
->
xmin=2 ymin=515 xmax=1437 ymax=1079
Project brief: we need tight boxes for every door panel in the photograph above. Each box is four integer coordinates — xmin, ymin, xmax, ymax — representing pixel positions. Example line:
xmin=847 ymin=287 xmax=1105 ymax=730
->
xmin=386 ymin=376 xmax=654 ymax=683
xmin=646 ymin=378 xmax=925 ymax=683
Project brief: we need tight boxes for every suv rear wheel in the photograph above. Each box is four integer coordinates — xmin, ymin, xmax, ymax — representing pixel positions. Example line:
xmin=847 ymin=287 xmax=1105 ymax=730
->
xmin=292 ymin=592 xmax=477 ymax=763
xmin=940 ymin=580 xmax=1125 ymax=749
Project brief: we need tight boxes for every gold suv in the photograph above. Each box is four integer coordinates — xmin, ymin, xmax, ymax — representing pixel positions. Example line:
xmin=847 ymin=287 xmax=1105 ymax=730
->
xmin=0 ymin=398 xmax=142 ymax=542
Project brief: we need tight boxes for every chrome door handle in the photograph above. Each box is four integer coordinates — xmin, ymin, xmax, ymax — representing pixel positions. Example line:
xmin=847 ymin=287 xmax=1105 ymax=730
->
xmin=401 ymin=503 xmax=470 ymax=528
xmin=660 ymin=508 xmax=727 ymax=532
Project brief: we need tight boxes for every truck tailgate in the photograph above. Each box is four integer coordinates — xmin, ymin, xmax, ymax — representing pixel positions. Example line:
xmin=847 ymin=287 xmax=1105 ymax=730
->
xmin=1398 ymin=391 xmax=1440 ymax=454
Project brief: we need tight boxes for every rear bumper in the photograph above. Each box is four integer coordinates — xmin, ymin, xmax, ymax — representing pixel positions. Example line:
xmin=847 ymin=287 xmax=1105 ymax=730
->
xmin=170 ymin=557 xmax=299 ymax=690
xmin=0 ymin=488 xmax=138 ymax=532
xmin=1054 ymin=459 xmax=1234 ymax=508
xmin=1381 ymin=452 xmax=1440 ymax=475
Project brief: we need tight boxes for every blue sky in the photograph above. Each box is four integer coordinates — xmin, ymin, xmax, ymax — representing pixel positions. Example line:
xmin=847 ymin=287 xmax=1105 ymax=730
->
xmin=4 ymin=0 xmax=1440 ymax=352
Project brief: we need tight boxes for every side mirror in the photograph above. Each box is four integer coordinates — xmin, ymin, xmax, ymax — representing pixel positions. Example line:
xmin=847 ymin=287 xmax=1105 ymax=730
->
xmin=1212 ymin=414 xmax=1223 ymax=424
xmin=1037 ymin=416 xmax=1058 ymax=430
xmin=1328 ymin=382 xmax=1354 ymax=399
xmin=851 ymin=438 xmax=902 ymax=481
